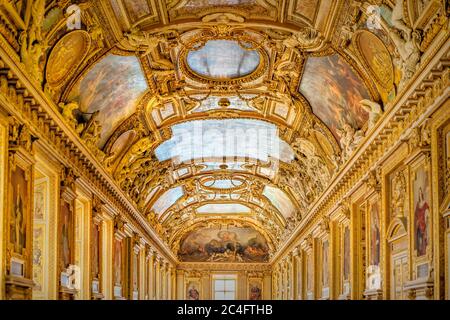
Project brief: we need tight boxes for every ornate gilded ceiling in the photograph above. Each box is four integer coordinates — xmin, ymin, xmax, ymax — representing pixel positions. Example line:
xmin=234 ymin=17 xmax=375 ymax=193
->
xmin=12 ymin=0 xmax=442 ymax=263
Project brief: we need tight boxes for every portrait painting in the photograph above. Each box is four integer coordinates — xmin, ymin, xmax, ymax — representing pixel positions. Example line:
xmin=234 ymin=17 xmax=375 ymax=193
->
xmin=322 ymin=240 xmax=329 ymax=287
xmin=299 ymin=54 xmax=370 ymax=141
xmin=413 ymin=164 xmax=431 ymax=257
xmin=343 ymin=226 xmax=350 ymax=280
xmin=186 ymin=281 xmax=200 ymax=300
xmin=9 ymin=166 xmax=28 ymax=255
xmin=178 ymin=226 xmax=269 ymax=263
xmin=370 ymin=200 xmax=381 ymax=266
xmin=114 ymin=239 xmax=122 ymax=285
xmin=67 ymin=54 xmax=148 ymax=148
xmin=248 ymin=280 xmax=262 ymax=300
xmin=60 ymin=201 xmax=73 ymax=269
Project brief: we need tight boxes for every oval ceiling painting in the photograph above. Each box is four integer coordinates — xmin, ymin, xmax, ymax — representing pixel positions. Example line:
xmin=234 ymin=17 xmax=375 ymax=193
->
xmin=186 ymin=40 xmax=260 ymax=80
xmin=179 ymin=226 xmax=269 ymax=263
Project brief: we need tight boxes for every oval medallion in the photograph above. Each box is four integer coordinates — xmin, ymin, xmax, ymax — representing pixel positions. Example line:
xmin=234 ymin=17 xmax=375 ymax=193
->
xmin=46 ymin=30 xmax=91 ymax=88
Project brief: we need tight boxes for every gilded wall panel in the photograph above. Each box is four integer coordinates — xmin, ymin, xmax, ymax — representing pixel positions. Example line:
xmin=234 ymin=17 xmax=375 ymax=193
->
xmin=0 ymin=118 xmax=6 ymax=300
xmin=320 ymin=238 xmax=330 ymax=299
xmin=32 ymin=178 xmax=48 ymax=299
xmin=305 ymin=249 xmax=314 ymax=300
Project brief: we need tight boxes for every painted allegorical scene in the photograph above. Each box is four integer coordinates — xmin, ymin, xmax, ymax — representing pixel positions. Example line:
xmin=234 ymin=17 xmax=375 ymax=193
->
xmin=178 ymin=226 xmax=269 ymax=262
xmin=9 ymin=166 xmax=28 ymax=255
xmin=67 ymin=54 xmax=148 ymax=148
xmin=413 ymin=165 xmax=431 ymax=257
xmin=370 ymin=200 xmax=381 ymax=266
xmin=299 ymin=54 xmax=370 ymax=141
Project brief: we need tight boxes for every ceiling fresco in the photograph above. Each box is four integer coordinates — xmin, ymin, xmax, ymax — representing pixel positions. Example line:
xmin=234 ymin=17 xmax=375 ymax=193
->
xmin=299 ymin=54 xmax=370 ymax=141
xmin=67 ymin=54 xmax=148 ymax=148
xmin=41 ymin=0 xmax=401 ymax=264
xmin=167 ymin=0 xmax=275 ymax=20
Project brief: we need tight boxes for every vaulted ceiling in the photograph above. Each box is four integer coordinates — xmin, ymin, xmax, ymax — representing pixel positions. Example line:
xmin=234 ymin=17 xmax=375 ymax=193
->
xmin=41 ymin=0 xmax=403 ymax=263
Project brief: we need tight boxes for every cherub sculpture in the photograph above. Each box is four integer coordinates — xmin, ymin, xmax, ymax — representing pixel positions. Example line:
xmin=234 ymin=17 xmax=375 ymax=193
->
xmin=360 ymin=99 xmax=383 ymax=130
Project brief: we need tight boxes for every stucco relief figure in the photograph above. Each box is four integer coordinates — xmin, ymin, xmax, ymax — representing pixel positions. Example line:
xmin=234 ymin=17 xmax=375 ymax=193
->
xmin=59 ymin=102 xmax=80 ymax=130
xmin=125 ymin=28 xmax=162 ymax=57
xmin=414 ymin=187 xmax=430 ymax=257
xmin=389 ymin=0 xmax=421 ymax=88
xmin=360 ymin=100 xmax=383 ymax=130
xmin=281 ymin=27 xmax=321 ymax=58
xmin=389 ymin=29 xmax=421 ymax=88
xmin=391 ymin=0 xmax=412 ymax=41
xmin=337 ymin=121 xmax=365 ymax=160
xmin=392 ymin=171 xmax=406 ymax=218
xmin=124 ymin=28 xmax=174 ymax=71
